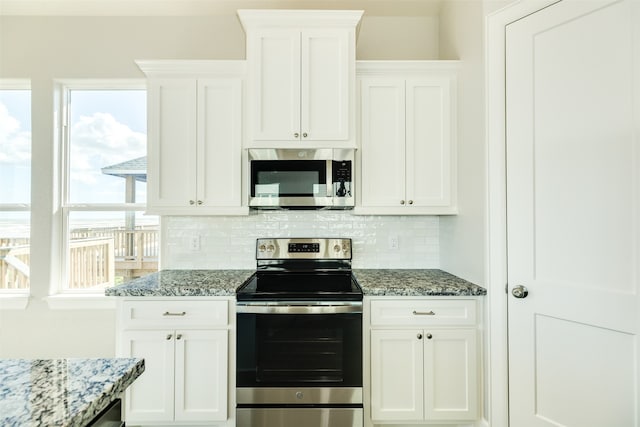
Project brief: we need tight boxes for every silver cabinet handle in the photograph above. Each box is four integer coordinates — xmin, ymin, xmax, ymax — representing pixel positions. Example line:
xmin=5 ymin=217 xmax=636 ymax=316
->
xmin=512 ymin=285 xmax=529 ymax=299
xmin=413 ymin=310 xmax=435 ymax=316
xmin=163 ymin=311 xmax=186 ymax=317
xmin=176 ymin=334 xmax=183 ymax=340
xmin=408 ymin=200 xmax=414 ymax=205
xmin=426 ymin=333 xmax=433 ymax=340
xmin=417 ymin=333 xmax=423 ymax=340
xmin=294 ymin=132 xmax=300 ymax=138
xmin=197 ymin=200 xmax=203 ymax=205
xmin=302 ymin=132 xmax=308 ymax=138
xmin=166 ymin=334 xmax=172 ymax=340
xmin=400 ymin=200 xmax=405 ymax=205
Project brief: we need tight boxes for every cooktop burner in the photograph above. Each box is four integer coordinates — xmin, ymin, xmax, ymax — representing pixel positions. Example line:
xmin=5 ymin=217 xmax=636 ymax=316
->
xmin=236 ymin=238 xmax=363 ymax=302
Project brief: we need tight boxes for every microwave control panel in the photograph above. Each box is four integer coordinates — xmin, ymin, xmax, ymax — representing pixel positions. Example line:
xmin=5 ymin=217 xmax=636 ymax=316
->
xmin=332 ymin=161 xmax=352 ymax=198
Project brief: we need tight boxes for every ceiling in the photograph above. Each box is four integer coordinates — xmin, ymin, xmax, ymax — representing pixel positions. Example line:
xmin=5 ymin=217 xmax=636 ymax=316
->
xmin=0 ymin=0 xmax=445 ymax=17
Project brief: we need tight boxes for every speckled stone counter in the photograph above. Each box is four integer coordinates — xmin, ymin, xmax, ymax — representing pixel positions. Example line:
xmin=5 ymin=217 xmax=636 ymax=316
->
xmin=354 ymin=269 xmax=486 ymax=296
xmin=105 ymin=269 xmax=254 ymax=297
xmin=0 ymin=358 xmax=144 ymax=427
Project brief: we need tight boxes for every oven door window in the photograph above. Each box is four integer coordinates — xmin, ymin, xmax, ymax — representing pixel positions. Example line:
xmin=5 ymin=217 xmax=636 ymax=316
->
xmin=237 ymin=313 xmax=362 ymax=387
xmin=251 ymin=160 xmax=328 ymax=197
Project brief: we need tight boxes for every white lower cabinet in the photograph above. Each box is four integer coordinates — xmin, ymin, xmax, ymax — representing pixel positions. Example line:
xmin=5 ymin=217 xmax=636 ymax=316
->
xmin=116 ymin=299 xmax=231 ymax=426
xmin=368 ymin=298 xmax=480 ymax=424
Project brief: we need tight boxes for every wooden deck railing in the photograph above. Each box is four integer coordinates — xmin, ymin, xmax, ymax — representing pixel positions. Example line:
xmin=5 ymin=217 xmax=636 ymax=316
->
xmin=0 ymin=228 xmax=159 ymax=290
xmin=67 ymin=237 xmax=115 ymax=289
xmin=0 ymin=245 xmax=30 ymax=289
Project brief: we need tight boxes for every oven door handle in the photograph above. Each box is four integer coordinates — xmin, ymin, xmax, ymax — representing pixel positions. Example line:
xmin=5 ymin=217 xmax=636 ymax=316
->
xmin=236 ymin=304 xmax=362 ymax=314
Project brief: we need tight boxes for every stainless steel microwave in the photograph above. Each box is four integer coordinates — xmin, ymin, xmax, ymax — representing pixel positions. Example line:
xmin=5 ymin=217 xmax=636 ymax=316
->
xmin=248 ymin=148 xmax=354 ymax=209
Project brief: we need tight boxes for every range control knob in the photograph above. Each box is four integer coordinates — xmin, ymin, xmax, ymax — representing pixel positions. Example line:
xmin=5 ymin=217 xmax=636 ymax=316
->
xmin=333 ymin=244 xmax=342 ymax=252
xmin=258 ymin=244 xmax=266 ymax=252
xmin=267 ymin=244 xmax=275 ymax=252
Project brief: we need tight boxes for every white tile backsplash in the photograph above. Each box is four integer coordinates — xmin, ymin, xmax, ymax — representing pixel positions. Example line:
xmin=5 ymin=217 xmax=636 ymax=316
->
xmin=161 ymin=212 xmax=439 ymax=269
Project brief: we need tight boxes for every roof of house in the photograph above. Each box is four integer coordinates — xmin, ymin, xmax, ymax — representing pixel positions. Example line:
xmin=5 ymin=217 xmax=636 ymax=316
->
xmin=101 ymin=156 xmax=147 ymax=183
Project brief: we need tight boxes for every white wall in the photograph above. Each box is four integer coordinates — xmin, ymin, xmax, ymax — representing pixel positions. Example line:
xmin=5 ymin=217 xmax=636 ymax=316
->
xmin=0 ymin=12 xmax=445 ymax=358
xmin=438 ymin=2 xmax=486 ymax=286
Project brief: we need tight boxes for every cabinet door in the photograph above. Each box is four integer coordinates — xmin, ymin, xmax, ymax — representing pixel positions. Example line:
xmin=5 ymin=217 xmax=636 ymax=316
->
xmin=301 ymin=29 xmax=350 ymax=142
xmin=121 ymin=330 xmax=175 ymax=423
xmin=406 ymin=77 xmax=455 ymax=208
xmin=423 ymin=328 xmax=478 ymax=421
xmin=147 ymin=78 xmax=197 ymax=208
xmin=370 ymin=329 xmax=424 ymax=421
xmin=359 ymin=78 xmax=406 ymax=208
xmin=197 ymin=78 xmax=242 ymax=208
xmin=174 ymin=330 xmax=228 ymax=422
xmin=249 ymin=29 xmax=300 ymax=142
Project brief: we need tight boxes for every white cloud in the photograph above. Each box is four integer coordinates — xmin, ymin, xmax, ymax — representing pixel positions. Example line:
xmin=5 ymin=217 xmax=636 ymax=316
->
xmin=69 ymin=112 xmax=146 ymax=203
xmin=0 ymin=102 xmax=31 ymax=165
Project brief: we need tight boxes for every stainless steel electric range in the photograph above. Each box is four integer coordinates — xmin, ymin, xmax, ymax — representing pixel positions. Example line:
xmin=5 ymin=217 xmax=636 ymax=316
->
xmin=236 ymin=238 xmax=363 ymax=427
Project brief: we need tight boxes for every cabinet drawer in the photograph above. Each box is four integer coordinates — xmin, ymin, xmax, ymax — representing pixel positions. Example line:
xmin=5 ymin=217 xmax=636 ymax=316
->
xmin=121 ymin=300 xmax=228 ymax=329
xmin=370 ymin=299 xmax=476 ymax=326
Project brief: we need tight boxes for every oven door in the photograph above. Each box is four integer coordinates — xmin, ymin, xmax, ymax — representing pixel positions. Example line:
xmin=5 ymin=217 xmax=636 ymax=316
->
xmin=236 ymin=304 xmax=362 ymax=392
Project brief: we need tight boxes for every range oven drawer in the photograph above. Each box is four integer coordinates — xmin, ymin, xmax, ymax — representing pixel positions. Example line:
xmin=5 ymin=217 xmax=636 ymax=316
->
xmin=237 ymin=407 xmax=363 ymax=427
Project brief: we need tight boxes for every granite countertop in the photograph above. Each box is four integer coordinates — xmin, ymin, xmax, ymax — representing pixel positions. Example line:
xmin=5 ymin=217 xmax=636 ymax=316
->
xmin=354 ymin=269 xmax=486 ymax=296
xmin=105 ymin=269 xmax=254 ymax=297
xmin=0 ymin=358 xmax=144 ymax=427
xmin=105 ymin=269 xmax=485 ymax=298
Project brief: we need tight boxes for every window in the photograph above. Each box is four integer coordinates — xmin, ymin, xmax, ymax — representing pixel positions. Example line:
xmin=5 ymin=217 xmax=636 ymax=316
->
xmin=0 ymin=81 xmax=31 ymax=292
xmin=60 ymin=82 xmax=158 ymax=292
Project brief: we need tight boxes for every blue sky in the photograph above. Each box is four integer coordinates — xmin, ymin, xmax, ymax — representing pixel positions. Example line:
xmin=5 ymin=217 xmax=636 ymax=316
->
xmin=0 ymin=90 xmax=31 ymax=204
xmin=0 ymin=88 xmax=148 ymax=205
xmin=68 ymin=89 xmax=147 ymax=204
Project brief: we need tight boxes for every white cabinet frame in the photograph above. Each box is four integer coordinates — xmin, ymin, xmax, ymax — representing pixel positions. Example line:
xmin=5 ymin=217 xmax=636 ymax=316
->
xmin=355 ymin=61 xmax=459 ymax=215
xmin=138 ymin=60 xmax=248 ymax=215
xmin=239 ymin=9 xmax=362 ymax=148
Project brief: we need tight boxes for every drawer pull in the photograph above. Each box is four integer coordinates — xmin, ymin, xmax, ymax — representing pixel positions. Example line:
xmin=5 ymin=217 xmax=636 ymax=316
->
xmin=413 ymin=310 xmax=436 ymax=316
xmin=163 ymin=311 xmax=186 ymax=317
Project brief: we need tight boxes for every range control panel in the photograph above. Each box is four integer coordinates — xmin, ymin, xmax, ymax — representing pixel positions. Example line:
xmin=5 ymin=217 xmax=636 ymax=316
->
xmin=256 ymin=238 xmax=351 ymax=260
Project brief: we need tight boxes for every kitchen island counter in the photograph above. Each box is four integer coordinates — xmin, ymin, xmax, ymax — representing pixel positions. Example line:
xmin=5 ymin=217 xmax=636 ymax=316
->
xmin=355 ymin=269 xmax=486 ymax=296
xmin=0 ymin=357 xmax=144 ymax=427
xmin=105 ymin=269 xmax=254 ymax=297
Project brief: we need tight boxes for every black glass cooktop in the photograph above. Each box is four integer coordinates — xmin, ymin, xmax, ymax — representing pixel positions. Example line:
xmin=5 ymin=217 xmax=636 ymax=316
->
xmin=236 ymin=271 xmax=363 ymax=302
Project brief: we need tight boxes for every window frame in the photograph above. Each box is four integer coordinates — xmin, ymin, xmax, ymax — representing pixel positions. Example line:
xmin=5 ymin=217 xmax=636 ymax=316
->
xmin=0 ymin=79 xmax=32 ymax=308
xmin=54 ymin=79 xmax=152 ymax=299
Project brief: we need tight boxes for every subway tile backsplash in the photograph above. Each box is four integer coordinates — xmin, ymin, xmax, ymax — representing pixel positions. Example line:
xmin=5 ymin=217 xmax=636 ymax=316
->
xmin=161 ymin=212 xmax=439 ymax=269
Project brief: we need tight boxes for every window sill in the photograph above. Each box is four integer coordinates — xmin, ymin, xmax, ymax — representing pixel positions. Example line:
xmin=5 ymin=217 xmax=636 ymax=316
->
xmin=0 ymin=294 xmax=30 ymax=310
xmin=45 ymin=294 xmax=117 ymax=310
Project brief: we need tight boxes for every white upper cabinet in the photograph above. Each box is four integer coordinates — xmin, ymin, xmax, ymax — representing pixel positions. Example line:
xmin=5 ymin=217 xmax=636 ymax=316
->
xmin=138 ymin=61 xmax=248 ymax=215
xmin=239 ymin=10 xmax=362 ymax=148
xmin=355 ymin=61 xmax=459 ymax=215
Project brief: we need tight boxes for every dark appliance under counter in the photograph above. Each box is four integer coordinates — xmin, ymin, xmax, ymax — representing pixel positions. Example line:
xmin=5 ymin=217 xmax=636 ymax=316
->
xmin=236 ymin=238 xmax=364 ymax=427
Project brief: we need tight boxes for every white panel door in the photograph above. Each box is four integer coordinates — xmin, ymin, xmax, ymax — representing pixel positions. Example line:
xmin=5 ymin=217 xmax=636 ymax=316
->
xmin=147 ymin=78 xmax=197 ymax=208
xmin=359 ymin=78 xmax=406 ymax=208
xmin=423 ymin=328 xmax=477 ymax=421
xmin=301 ymin=29 xmax=350 ymax=141
xmin=174 ymin=330 xmax=228 ymax=422
xmin=198 ymin=78 xmax=242 ymax=208
xmin=506 ymin=1 xmax=639 ymax=426
xmin=370 ymin=329 xmax=423 ymax=421
xmin=406 ymin=77 xmax=453 ymax=208
xmin=250 ymin=29 xmax=300 ymax=142
xmin=122 ymin=330 xmax=175 ymax=423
